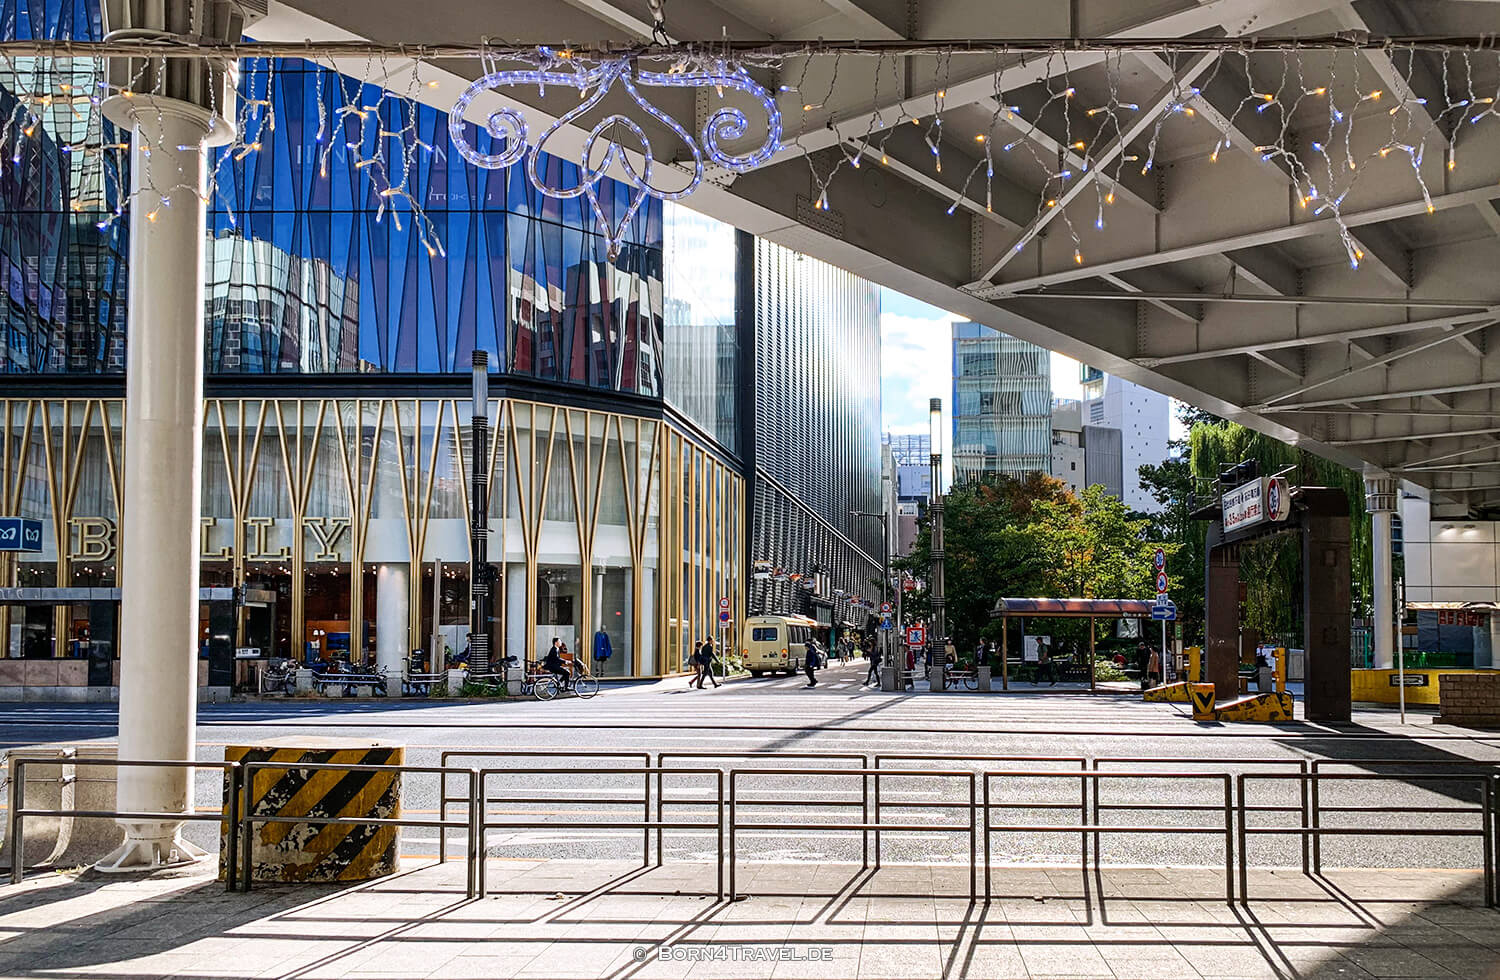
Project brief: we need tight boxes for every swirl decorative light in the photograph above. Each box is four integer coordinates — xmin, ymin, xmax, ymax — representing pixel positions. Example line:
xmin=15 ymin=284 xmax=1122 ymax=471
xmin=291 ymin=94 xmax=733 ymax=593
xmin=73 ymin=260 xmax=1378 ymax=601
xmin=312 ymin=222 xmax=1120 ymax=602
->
xmin=447 ymin=48 xmax=782 ymax=259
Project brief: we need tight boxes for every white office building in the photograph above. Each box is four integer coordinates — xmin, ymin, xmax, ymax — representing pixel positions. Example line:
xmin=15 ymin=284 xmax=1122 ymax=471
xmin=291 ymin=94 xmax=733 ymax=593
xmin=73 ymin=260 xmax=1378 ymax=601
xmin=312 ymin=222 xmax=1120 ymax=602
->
xmin=1080 ymin=367 xmax=1170 ymax=512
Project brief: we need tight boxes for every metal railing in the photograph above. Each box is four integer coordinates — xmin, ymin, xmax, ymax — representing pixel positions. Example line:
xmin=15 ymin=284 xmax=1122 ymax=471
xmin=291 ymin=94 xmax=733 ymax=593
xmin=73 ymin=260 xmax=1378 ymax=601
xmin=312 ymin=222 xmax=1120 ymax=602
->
xmin=1238 ymin=767 xmax=1498 ymax=907
xmin=656 ymin=752 xmax=870 ymax=866
xmin=7 ymin=756 xmax=243 ymax=888
xmin=310 ymin=669 xmax=389 ymax=696
xmin=2 ymin=751 xmax=1494 ymax=909
xmin=437 ymin=751 xmax=652 ymax=863
xmin=728 ymin=767 xmax=978 ymax=900
xmin=981 ymin=768 xmax=1236 ymax=903
xmin=476 ymin=766 xmax=726 ymax=898
xmin=1092 ymin=756 xmax=1310 ymax=872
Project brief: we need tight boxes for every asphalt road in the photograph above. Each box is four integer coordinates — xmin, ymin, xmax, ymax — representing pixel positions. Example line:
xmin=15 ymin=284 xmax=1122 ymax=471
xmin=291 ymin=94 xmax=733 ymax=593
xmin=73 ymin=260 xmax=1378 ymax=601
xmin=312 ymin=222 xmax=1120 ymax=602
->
xmin=3 ymin=659 xmax=1498 ymax=872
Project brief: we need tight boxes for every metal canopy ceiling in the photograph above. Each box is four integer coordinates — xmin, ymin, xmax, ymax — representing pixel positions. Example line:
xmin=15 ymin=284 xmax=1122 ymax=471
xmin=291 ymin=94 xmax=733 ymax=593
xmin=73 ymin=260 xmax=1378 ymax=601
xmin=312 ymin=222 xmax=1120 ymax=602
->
xmin=253 ymin=0 xmax=1500 ymax=512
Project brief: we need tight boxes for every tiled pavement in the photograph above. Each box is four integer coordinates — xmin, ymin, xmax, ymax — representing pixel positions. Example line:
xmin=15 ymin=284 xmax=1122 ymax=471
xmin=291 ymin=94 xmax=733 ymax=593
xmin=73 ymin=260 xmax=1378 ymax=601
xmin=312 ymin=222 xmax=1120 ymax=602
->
xmin=0 ymin=859 xmax=1496 ymax=979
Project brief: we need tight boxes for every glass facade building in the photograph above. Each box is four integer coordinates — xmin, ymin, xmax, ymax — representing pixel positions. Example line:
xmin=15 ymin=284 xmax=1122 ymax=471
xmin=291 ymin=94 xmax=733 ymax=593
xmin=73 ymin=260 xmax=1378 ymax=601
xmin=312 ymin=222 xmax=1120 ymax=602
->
xmin=0 ymin=0 xmax=884 ymax=683
xmin=951 ymin=321 xmax=1052 ymax=483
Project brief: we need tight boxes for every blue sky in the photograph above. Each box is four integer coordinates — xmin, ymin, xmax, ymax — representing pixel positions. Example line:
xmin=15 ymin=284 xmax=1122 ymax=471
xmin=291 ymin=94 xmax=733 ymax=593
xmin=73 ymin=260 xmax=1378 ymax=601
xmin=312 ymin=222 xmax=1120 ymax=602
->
xmin=880 ymin=287 xmax=1084 ymax=435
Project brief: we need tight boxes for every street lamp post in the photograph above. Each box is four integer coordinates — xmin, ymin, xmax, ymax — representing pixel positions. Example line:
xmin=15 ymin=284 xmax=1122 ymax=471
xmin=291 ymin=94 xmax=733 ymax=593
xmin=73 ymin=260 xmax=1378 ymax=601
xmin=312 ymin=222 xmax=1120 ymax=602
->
xmin=928 ymin=398 xmax=946 ymax=691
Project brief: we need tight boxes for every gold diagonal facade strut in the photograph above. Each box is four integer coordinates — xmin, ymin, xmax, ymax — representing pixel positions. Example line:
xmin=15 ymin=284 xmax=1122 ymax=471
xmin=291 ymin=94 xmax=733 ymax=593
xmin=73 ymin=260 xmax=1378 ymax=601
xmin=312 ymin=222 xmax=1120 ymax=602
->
xmin=0 ymin=396 xmax=738 ymax=679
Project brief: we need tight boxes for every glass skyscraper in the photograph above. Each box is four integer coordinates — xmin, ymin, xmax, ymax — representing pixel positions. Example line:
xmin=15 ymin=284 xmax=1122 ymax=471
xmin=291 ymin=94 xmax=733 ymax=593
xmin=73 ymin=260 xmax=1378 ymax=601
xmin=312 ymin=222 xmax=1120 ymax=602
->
xmin=951 ymin=321 xmax=1052 ymax=483
xmin=0 ymin=0 xmax=883 ymax=685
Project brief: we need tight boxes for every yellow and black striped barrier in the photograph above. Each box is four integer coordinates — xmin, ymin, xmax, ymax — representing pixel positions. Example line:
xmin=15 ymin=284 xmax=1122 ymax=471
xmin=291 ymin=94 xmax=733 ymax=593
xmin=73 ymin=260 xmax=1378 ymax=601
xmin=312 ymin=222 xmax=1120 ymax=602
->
xmin=1186 ymin=685 xmax=1293 ymax=723
xmin=1144 ymin=681 xmax=1201 ymax=704
xmin=219 ymin=737 xmax=404 ymax=883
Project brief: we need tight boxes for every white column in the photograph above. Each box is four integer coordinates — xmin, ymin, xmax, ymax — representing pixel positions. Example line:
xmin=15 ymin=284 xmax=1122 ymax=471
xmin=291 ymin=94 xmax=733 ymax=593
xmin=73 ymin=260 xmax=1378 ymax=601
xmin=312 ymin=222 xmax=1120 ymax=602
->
xmin=97 ymin=97 xmax=222 ymax=871
xmin=1365 ymin=470 xmax=1398 ymax=671
xmin=375 ymin=563 xmax=410 ymax=676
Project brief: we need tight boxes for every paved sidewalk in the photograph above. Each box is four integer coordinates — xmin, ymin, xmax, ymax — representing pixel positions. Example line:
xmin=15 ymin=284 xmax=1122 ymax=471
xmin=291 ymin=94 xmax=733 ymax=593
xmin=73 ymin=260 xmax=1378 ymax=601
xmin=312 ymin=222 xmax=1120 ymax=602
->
xmin=0 ymin=858 xmax=1495 ymax=979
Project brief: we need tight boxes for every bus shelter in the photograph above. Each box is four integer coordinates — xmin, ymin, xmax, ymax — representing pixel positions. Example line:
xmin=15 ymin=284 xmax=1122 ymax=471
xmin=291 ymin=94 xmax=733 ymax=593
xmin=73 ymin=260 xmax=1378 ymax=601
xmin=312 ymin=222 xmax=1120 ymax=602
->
xmin=990 ymin=598 xmax=1157 ymax=692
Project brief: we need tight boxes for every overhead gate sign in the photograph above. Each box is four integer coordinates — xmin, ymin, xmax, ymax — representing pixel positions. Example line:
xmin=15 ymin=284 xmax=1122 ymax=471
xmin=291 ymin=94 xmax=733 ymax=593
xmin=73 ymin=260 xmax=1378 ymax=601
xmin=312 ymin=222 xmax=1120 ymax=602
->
xmin=1222 ymin=478 xmax=1266 ymax=533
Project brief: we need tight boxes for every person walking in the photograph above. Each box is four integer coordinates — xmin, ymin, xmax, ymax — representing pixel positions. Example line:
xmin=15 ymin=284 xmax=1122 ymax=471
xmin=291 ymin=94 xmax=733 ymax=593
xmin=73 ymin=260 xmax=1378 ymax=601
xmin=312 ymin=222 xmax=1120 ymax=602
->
xmin=695 ymin=636 xmax=720 ymax=689
xmin=865 ymin=642 xmax=882 ymax=685
xmin=1147 ymin=646 xmax=1161 ymax=688
xmin=689 ymin=639 xmax=704 ymax=687
xmin=803 ymin=639 xmax=820 ymax=688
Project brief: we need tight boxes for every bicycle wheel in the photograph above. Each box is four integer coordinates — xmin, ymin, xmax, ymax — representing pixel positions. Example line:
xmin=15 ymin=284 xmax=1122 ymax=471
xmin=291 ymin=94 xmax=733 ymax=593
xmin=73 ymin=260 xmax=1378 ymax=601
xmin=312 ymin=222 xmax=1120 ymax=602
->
xmin=963 ymin=673 xmax=977 ymax=690
xmin=534 ymin=677 xmax=557 ymax=701
xmin=573 ymin=675 xmax=599 ymax=698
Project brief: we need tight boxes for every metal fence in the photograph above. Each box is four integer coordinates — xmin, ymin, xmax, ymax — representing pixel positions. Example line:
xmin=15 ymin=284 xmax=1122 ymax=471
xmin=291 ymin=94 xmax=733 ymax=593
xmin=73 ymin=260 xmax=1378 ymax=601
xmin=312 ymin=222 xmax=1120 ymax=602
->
xmin=3 ymin=751 xmax=1495 ymax=908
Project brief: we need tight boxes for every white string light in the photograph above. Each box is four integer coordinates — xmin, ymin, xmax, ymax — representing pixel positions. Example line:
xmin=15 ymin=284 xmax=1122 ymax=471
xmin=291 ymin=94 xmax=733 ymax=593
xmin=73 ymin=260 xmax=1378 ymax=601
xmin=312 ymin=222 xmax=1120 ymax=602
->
xmin=0 ymin=39 xmax=1496 ymax=275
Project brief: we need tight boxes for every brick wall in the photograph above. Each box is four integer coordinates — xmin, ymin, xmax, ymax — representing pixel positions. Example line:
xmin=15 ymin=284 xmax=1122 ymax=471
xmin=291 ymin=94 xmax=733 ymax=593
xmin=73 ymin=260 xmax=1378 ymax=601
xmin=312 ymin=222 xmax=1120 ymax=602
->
xmin=1436 ymin=673 xmax=1500 ymax=728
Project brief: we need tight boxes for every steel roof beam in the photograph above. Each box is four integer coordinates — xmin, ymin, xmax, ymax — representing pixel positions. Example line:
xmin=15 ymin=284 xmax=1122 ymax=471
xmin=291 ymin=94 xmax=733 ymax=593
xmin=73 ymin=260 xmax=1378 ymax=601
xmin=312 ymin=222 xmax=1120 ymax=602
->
xmin=981 ymin=53 xmax=1218 ymax=280
xmin=975 ymin=95 xmax=1160 ymax=215
xmin=1136 ymin=307 xmax=1500 ymax=366
xmin=1255 ymin=319 xmax=1496 ymax=408
xmin=969 ymin=186 xmax=1500 ymax=296
xmin=1268 ymin=379 xmax=1500 ymax=412
xmin=848 ymin=137 xmax=1026 ymax=231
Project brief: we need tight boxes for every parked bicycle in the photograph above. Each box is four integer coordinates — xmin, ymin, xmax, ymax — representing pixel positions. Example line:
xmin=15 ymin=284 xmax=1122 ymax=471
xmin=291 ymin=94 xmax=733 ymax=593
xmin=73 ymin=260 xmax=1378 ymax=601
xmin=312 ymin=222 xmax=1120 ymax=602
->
xmin=260 ymin=658 xmax=298 ymax=695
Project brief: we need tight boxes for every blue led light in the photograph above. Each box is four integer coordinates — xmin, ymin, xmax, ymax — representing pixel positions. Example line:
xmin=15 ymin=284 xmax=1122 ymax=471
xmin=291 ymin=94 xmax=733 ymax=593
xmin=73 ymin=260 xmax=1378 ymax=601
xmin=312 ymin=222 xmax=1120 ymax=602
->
xmin=447 ymin=51 xmax=781 ymax=259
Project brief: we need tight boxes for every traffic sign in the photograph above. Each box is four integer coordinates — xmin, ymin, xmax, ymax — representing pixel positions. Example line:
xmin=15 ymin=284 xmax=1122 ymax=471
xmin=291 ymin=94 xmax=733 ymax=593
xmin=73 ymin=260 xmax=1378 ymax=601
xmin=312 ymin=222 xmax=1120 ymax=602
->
xmin=905 ymin=626 xmax=926 ymax=647
xmin=1150 ymin=599 xmax=1177 ymax=621
xmin=1155 ymin=570 xmax=1169 ymax=593
xmin=0 ymin=518 xmax=42 ymax=553
xmin=880 ymin=601 xmax=891 ymax=614
xmin=1153 ymin=548 xmax=1166 ymax=571
xmin=719 ymin=596 xmax=730 ymax=610
xmin=718 ymin=610 xmax=731 ymax=625
xmin=879 ymin=616 xmax=894 ymax=631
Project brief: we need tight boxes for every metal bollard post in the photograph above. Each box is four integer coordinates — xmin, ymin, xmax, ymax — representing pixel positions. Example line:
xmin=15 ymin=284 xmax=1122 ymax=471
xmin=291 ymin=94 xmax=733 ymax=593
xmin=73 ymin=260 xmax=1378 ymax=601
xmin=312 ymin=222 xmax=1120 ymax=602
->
xmin=982 ymin=776 xmax=991 ymax=900
xmin=467 ymin=769 xmax=479 ymax=899
xmin=727 ymin=773 xmax=737 ymax=901
xmin=1483 ymin=774 xmax=1495 ymax=910
xmin=224 ymin=764 xmax=240 ymax=893
xmin=642 ymin=767 xmax=651 ymax=871
xmin=968 ymin=772 xmax=977 ymax=901
xmin=1235 ymin=774 xmax=1248 ymax=905
xmin=1298 ymin=760 xmax=1310 ymax=875
xmin=240 ymin=764 xmax=255 ymax=893
xmin=716 ymin=771 xmax=725 ymax=901
xmin=1311 ymin=770 xmax=1322 ymax=875
xmin=9 ymin=758 xmax=23 ymax=886
xmin=476 ymin=770 xmax=488 ymax=899
xmin=1225 ymin=776 xmax=1236 ymax=905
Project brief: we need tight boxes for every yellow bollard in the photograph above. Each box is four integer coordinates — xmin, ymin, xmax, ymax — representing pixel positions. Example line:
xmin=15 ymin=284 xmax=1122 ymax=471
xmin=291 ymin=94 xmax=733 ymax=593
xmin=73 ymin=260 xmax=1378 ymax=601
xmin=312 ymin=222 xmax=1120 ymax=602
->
xmin=1272 ymin=647 xmax=1287 ymax=693
xmin=1186 ymin=646 xmax=1202 ymax=683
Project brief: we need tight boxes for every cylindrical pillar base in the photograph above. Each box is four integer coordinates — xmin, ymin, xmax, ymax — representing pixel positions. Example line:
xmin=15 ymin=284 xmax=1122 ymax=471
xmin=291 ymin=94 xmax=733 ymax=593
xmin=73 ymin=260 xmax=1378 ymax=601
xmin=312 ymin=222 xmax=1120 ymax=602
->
xmin=375 ymin=563 xmax=411 ymax=678
xmin=96 ymin=95 xmax=228 ymax=873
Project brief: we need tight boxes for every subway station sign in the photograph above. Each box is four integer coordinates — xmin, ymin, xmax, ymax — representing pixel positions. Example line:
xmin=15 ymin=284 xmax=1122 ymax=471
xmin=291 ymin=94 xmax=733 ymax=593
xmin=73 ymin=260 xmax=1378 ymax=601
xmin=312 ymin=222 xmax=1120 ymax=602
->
xmin=1222 ymin=476 xmax=1292 ymax=533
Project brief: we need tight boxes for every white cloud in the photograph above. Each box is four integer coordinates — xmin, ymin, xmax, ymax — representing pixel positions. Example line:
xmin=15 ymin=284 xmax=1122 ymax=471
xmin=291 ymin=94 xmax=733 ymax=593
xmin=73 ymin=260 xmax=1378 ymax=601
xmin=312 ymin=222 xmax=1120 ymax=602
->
xmin=881 ymin=310 xmax=954 ymax=435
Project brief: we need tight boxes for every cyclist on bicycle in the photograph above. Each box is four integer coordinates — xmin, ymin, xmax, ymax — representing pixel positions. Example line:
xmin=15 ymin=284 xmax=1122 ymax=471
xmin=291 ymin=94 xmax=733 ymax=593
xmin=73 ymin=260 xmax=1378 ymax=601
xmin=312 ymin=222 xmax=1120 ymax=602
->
xmin=542 ymin=642 xmax=571 ymax=691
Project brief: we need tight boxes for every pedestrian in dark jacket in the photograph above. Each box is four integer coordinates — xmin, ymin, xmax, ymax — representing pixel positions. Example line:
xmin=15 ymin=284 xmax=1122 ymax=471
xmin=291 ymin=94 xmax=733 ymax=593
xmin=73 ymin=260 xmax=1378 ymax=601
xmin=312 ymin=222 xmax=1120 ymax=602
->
xmin=803 ymin=640 xmax=819 ymax=688
xmin=865 ymin=644 xmax=883 ymax=685
xmin=695 ymin=636 xmax=720 ymax=689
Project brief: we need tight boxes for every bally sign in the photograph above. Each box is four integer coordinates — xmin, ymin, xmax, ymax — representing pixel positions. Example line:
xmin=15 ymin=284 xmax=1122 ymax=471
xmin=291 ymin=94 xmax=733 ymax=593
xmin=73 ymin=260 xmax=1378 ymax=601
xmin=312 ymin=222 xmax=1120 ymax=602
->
xmin=1223 ymin=476 xmax=1293 ymax=533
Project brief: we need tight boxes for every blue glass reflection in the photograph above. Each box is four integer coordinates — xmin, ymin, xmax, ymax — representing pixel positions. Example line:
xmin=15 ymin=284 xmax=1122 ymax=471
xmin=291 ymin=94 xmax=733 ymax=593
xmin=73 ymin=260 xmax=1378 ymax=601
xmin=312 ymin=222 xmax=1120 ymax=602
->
xmin=0 ymin=0 xmax=665 ymax=394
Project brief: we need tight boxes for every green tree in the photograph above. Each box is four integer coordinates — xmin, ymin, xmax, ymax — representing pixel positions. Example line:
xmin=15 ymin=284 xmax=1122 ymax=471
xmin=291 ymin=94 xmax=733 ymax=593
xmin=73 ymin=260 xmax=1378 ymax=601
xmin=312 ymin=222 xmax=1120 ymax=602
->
xmin=1188 ymin=421 xmax=1372 ymax=645
xmin=894 ymin=475 xmax=1171 ymax=650
xmin=1032 ymin=484 xmax=1166 ymax=599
